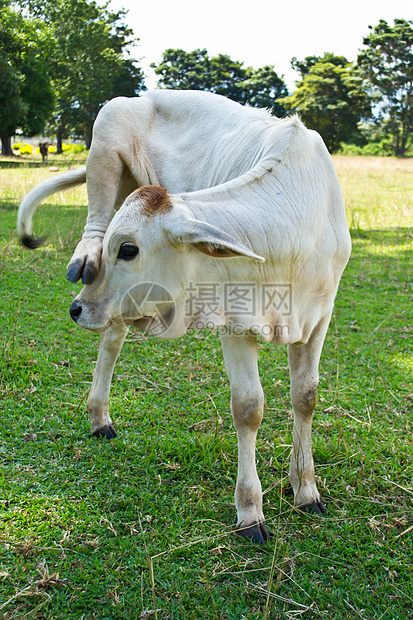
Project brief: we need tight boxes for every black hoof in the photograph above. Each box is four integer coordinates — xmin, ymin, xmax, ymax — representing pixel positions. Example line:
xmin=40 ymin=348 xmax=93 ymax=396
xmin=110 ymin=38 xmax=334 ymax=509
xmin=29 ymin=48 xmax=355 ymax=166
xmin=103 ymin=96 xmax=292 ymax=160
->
xmin=92 ymin=424 xmax=117 ymax=439
xmin=66 ymin=258 xmax=85 ymax=283
xmin=82 ymin=263 xmax=98 ymax=285
xmin=236 ymin=521 xmax=272 ymax=545
xmin=297 ymin=499 xmax=326 ymax=515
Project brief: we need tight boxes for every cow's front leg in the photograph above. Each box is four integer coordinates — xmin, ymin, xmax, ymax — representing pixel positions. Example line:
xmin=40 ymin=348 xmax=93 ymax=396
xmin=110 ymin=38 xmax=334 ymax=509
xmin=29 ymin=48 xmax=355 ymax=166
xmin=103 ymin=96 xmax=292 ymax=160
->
xmin=87 ymin=323 xmax=129 ymax=438
xmin=287 ymin=314 xmax=331 ymax=514
xmin=221 ymin=333 xmax=270 ymax=544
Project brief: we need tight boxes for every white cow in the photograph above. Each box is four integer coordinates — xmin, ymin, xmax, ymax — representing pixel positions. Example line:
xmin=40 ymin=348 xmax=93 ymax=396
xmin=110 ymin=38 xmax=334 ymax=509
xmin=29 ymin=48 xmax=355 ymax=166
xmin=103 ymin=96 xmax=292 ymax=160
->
xmin=18 ymin=91 xmax=351 ymax=542
xmin=67 ymin=116 xmax=351 ymax=544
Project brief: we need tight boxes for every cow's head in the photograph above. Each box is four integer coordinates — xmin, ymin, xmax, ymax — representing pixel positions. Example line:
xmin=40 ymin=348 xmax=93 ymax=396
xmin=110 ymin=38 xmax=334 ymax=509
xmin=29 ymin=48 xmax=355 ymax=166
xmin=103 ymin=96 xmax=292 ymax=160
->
xmin=69 ymin=186 xmax=264 ymax=337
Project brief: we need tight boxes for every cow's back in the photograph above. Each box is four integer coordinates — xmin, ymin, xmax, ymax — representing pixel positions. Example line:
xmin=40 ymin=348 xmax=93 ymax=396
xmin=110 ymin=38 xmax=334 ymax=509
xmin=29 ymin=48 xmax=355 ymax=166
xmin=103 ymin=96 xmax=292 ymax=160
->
xmin=141 ymin=90 xmax=278 ymax=193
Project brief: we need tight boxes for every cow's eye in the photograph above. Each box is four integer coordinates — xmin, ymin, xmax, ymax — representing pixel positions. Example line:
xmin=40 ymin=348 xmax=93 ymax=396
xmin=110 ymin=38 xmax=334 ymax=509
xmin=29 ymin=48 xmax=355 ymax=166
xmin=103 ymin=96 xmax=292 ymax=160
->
xmin=117 ymin=243 xmax=139 ymax=261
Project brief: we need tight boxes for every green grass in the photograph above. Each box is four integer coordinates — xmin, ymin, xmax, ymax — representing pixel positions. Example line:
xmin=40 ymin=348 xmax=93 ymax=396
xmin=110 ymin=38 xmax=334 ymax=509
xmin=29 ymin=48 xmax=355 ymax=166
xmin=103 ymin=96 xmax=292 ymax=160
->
xmin=0 ymin=154 xmax=412 ymax=619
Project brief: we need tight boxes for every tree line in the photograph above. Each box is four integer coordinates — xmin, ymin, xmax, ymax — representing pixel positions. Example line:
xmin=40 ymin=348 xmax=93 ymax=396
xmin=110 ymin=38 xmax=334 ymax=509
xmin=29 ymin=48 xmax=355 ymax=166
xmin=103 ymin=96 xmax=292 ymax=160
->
xmin=0 ymin=0 xmax=145 ymax=155
xmin=1 ymin=1 xmax=412 ymax=157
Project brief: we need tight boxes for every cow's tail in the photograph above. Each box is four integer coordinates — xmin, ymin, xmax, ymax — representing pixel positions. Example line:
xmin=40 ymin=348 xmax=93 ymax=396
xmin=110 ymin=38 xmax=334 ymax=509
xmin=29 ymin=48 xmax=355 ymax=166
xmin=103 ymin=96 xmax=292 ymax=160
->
xmin=17 ymin=167 xmax=87 ymax=248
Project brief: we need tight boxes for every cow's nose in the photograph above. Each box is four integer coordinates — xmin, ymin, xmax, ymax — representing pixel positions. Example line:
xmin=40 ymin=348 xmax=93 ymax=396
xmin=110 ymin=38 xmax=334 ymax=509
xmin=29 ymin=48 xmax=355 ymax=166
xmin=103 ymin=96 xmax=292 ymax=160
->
xmin=69 ymin=300 xmax=82 ymax=321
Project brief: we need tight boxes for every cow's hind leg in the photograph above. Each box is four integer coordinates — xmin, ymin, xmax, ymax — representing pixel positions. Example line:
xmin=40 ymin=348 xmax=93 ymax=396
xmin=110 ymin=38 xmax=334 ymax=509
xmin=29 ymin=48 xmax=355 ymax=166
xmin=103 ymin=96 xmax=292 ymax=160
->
xmin=221 ymin=334 xmax=270 ymax=544
xmin=67 ymin=99 xmax=158 ymax=285
xmin=67 ymin=142 xmax=125 ymax=284
xmin=86 ymin=323 xmax=129 ymax=438
xmin=288 ymin=314 xmax=331 ymax=514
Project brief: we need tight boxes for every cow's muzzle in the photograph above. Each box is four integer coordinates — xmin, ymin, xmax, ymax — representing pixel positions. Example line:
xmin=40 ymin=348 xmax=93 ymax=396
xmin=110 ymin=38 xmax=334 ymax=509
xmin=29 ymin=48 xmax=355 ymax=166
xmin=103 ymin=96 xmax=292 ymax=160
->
xmin=68 ymin=298 xmax=113 ymax=333
xmin=69 ymin=300 xmax=82 ymax=322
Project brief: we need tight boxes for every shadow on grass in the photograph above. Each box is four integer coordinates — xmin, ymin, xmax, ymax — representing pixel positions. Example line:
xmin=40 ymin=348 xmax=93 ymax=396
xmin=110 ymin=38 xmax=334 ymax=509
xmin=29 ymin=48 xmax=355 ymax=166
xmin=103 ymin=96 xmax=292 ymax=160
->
xmin=0 ymin=156 xmax=85 ymax=169
xmin=350 ymin=227 xmax=413 ymax=246
xmin=0 ymin=159 xmax=45 ymax=169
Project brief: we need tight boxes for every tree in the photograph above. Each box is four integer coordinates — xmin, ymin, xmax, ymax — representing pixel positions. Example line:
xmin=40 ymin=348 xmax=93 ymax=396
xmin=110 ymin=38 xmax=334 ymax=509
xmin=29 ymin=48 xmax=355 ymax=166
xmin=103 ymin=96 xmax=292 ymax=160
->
xmin=21 ymin=0 xmax=146 ymax=150
xmin=280 ymin=54 xmax=371 ymax=152
xmin=0 ymin=5 xmax=55 ymax=155
xmin=240 ymin=65 xmax=288 ymax=116
xmin=291 ymin=54 xmax=350 ymax=78
xmin=151 ymin=48 xmax=288 ymax=116
xmin=357 ymin=19 xmax=413 ymax=156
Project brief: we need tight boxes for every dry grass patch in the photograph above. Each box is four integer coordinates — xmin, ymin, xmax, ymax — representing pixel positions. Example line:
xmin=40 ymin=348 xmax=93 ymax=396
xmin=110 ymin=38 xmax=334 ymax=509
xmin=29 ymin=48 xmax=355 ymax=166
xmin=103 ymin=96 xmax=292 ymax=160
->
xmin=333 ymin=155 xmax=413 ymax=229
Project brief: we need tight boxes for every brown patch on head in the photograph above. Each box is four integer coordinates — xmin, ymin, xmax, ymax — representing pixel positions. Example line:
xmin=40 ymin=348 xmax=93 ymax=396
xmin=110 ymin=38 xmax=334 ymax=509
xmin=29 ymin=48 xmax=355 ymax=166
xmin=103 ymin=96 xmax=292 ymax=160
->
xmin=134 ymin=185 xmax=172 ymax=218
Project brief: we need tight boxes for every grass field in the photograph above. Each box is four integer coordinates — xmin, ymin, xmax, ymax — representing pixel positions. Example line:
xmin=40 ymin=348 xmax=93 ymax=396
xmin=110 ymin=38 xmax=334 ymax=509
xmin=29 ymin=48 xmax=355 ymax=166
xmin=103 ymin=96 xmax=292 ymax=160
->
xmin=0 ymin=152 xmax=412 ymax=619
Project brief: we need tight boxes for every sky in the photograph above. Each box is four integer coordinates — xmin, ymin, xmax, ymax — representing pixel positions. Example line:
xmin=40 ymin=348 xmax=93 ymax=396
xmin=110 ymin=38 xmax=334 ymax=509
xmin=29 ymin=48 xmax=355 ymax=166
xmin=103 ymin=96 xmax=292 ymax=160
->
xmin=106 ymin=0 xmax=412 ymax=92
xmin=109 ymin=0 xmax=413 ymax=91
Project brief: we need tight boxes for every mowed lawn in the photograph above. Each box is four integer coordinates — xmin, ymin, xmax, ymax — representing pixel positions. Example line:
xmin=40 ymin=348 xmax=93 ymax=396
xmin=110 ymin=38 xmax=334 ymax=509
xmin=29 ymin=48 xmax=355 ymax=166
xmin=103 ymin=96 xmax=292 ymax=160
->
xmin=0 ymin=153 xmax=412 ymax=620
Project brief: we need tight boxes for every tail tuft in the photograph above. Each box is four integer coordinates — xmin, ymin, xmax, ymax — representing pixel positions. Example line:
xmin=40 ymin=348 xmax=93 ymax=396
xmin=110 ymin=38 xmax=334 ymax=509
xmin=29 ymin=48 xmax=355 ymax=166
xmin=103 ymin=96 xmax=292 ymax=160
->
xmin=17 ymin=167 xmax=86 ymax=250
xmin=21 ymin=234 xmax=47 ymax=249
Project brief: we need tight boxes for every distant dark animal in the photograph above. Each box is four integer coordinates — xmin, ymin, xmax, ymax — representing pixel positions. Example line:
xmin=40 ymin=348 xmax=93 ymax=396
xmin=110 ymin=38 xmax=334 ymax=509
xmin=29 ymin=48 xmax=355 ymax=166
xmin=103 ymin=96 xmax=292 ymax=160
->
xmin=39 ymin=142 xmax=49 ymax=164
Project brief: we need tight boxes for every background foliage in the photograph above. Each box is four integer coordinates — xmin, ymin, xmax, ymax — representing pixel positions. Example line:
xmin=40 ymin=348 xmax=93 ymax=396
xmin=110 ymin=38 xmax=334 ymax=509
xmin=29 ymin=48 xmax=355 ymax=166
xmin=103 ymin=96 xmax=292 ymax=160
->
xmin=0 ymin=5 xmax=55 ymax=154
xmin=357 ymin=18 xmax=413 ymax=156
xmin=0 ymin=0 xmax=144 ymax=154
xmin=1 ymin=5 xmax=412 ymax=156
xmin=151 ymin=49 xmax=288 ymax=117
xmin=280 ymin=54 xmax=371 ymax=152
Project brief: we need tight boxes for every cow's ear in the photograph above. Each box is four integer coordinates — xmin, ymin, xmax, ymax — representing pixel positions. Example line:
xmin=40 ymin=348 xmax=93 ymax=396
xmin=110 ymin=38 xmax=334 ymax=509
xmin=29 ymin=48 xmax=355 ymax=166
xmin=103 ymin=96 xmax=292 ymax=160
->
xmin=164 ymin=218 xmax=265 ymax=262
